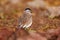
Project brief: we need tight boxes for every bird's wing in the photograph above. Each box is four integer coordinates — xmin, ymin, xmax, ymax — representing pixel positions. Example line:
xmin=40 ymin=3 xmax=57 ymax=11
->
xmin=23 ymin=17 xmax=32 ymax=28
xmin=18 ymin=13 xmax=32 ymax=28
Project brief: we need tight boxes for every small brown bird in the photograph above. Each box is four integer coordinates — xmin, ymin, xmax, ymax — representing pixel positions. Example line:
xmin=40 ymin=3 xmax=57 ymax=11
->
xmin=18 ymin=8 xmax=32 ymax=29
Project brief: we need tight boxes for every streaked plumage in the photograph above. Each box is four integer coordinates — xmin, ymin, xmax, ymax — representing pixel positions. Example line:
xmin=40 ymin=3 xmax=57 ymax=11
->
xmin=18 ymin=8 xmax=32 ymax=28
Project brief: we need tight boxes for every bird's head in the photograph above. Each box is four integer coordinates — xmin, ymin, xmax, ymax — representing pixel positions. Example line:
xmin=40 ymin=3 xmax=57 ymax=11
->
xmin=24 ymin=8 xmax=32 ymax=14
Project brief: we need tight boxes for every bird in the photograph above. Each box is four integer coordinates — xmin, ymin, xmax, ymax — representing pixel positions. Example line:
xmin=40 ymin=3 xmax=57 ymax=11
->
xmin=18 ymin=8 xmax=32 ymax=29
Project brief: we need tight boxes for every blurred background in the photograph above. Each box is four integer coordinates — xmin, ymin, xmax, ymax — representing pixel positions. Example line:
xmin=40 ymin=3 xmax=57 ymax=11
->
xmin=0 ymin=0 xmax=60 ymax=40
